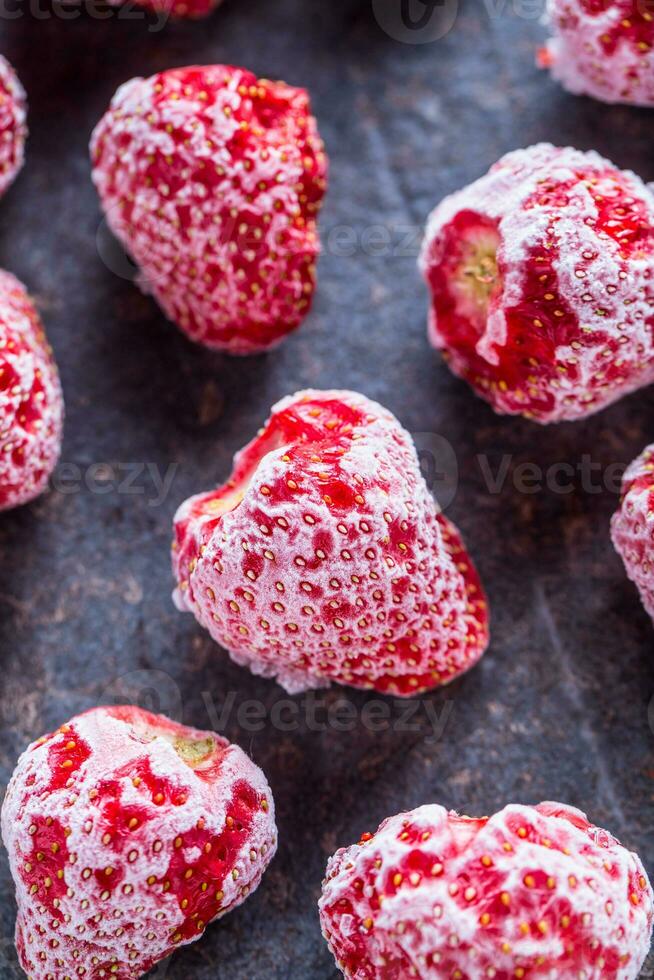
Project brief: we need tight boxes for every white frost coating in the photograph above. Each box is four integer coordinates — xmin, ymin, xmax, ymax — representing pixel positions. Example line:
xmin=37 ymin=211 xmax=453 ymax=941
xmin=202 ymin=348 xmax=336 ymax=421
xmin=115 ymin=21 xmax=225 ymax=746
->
xmin=173 ymin=389 xmax=489 ymax=697
xmin=0 ymin=55 xmax=26 ymax=198
xmin=420 ymin=143 xmax=654 ymax=423
xmin=543 ymin=0 xmax=654 ymax=107
xmin=0 ymin=269 xmax=63 ymax=511
xmin=1 ymin=706 xmax=277 ymax=979
xmin=90 ymin=66 xmax=325 ymax=354
xmin=320 ymin=802 xmax=654 ymax=979
xmin=611 ymin=442 xmax=654 ymax=620
xmin=104 ymin=0 xmax=223 ymax=16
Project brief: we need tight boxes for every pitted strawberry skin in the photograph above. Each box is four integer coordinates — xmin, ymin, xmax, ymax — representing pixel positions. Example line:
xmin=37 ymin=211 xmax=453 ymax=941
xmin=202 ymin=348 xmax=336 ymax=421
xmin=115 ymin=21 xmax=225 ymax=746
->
xmin=90 ymin=65 xmax=328 ymax=355
xmin=611 ymin=443 xmax=654 ymax=621
xmin=542 ymin=0 xmax=654 ymax=107
xmin=1 ymin=706 xmax=277 ymax=979
xmin=173 ymin=389 xmax=489 ymax=696
xmin=320 ymin=802 xmax=653 ymax=979
xmin=419 ymin=143 xmax=654 ymax=424
xmin=0 ymin=270 xmax=63 ymax=512
xmin=0 ymin=55 xmax=26 ymax=198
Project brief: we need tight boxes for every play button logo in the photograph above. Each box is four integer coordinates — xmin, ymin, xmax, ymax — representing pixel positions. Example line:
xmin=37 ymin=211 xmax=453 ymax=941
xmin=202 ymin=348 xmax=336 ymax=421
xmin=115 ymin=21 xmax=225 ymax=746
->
xmin=372 ymin=0 xmax=459 ymax=43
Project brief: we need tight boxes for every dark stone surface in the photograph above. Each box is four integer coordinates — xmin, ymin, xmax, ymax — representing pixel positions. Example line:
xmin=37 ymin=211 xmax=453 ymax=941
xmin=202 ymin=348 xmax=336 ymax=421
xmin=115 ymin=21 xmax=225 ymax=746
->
xmin=0 ymin=0 xmax=652 ymax=976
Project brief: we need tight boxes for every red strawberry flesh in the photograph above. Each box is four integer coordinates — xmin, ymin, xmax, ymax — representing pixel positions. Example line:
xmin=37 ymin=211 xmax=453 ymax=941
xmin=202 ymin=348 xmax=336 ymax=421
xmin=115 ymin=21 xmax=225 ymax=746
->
xmin=420 ymin=144 xmax=654 ymax=423
xmin=543 ymin=0 xmax=654 ymax=106
xmin=107 ymin=0 xmax=224 ymax=18
xmin=90 ymin=65 xmax=328 ymax=355
xmin=611 ymin=443 xmax=654 ymax=621
xmin=320 ymin=802 xmax=654 ymax=979
xmin=1 ymin=706 xmax=277 ymax=979
xmin=173 ymin=389 xmax=490 ymax=696
xmin=0 ymin=270 xmax=64 ymax=511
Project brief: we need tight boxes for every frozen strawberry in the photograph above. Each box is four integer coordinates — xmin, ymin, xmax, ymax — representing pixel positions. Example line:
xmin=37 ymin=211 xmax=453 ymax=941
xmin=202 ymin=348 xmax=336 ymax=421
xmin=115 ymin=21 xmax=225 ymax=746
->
xmin=541 ymin=0 xmax=654 ymax=107
xmin=90 ymin=65 xmax=328 ymax=355
xmin=172 ymin=389 xmax=489 ymax=696
xmin=1 ymin=706 xmax=277 ymax=980
xmin=0 ymin=55 xmax=26 ymax=198
xmin=319 ymin=802 xmax=654 ymax=979
xmin=419 ymin=143 xmax=654 ymax=424
xmin=0 ymin=270 xmax=63 ymax=511
xmin=611 ymin=442 xmax=654 ymax=620
xmin=110 ymin=0 xmax=223 ymax=18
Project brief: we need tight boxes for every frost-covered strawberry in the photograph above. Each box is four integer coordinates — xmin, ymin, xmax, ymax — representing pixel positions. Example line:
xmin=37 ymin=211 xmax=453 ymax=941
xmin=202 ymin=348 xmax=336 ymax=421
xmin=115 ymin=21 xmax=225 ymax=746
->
xmin=541 ymin=0 xmax=654 ymax=107
xmin=0 ymin=270 xmax=63 ymax=511
xmin=90 ymin=65 xmax=328 ymax=355
xmin=319 ymin=802 xmax=653 ymax=979
xmin=0 ymin=55 xmax=26 ymax=198
xmin=419 ymin=143 xmax=654 ymax=424
xmin=1 ymin=706 xmax=277 ymax=980
xmin=110 ymin=0 xmax=223 ymax=18
xmin=173 ymin=389 xmax=489 ymax=696
xmin=611 ymin=442 xmax=654 ymax=620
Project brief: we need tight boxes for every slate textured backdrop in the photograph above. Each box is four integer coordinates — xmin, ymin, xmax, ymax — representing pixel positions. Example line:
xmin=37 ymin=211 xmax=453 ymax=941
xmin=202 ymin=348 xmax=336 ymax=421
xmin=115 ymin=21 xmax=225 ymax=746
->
xmin=0 ymin=0 xmax=652 ymax=976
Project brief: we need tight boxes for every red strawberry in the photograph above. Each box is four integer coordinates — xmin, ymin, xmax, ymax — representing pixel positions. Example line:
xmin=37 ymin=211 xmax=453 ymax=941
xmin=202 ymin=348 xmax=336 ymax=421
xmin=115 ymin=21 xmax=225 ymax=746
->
xmin=110 ymin=0 xmax=223 ymax=18
xmin=90 ymin=65 xmax=328 ymax=355
xmin=419 ymin=143 xmax=654 ymax=424
xmin=541 ymin=0 xmax=654 ymax=106
xmin=611 ymin=442 xmax=654 ymax=621
xmin=172 ymin=389 xmax=489 ymax=696
xmin=319 ymin=802 xmax=654 ymax=979
xmin=0 ymin=270 xmax=63 ymax=511
xmin=0 ymin=55 xmax=26 ymax=198
xmin=1 ymin=706 xmax=277 ymax=979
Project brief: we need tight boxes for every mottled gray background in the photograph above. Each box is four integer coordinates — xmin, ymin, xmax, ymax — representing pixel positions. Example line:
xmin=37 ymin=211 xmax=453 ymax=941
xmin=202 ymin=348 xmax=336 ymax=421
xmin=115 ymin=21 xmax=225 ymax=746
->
xmin=0 ymin=0 xmax=652 ymax=976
